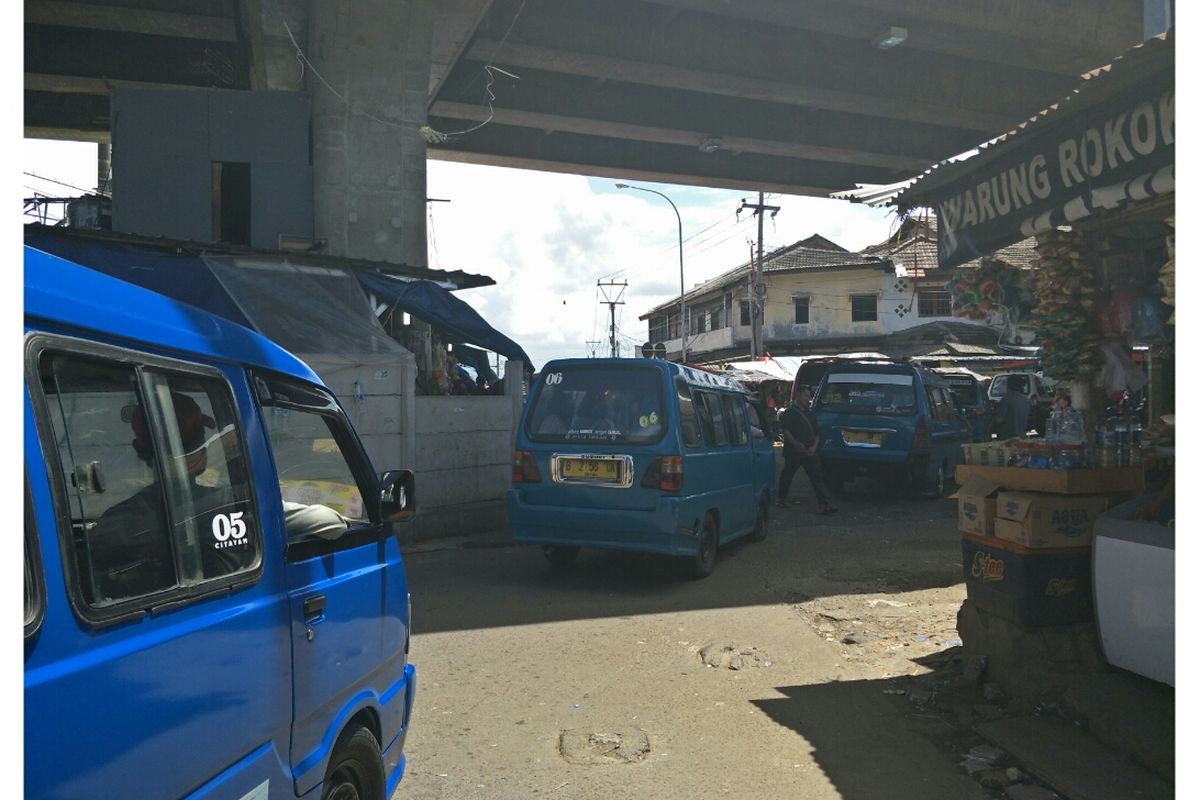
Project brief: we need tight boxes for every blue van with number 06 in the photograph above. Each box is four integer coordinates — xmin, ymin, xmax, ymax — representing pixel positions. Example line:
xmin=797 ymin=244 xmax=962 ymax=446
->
xmin=508 ymin=358 xmax=776 ymax=577
xmin=24 ymin=247 xmax=417 ymax=800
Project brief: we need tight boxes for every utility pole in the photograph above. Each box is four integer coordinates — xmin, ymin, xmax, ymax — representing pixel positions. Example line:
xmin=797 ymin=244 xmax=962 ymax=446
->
xmin=597 ymin=280 xmax=628 ymax=358
xmin=738 ymin=193 xmax=780 ymax=359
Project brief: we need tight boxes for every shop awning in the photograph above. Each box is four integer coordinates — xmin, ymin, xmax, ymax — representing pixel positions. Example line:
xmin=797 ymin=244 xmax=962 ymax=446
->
xmin=357 ymin=273 xmax=533 ymax=371
xmin=893 ymin=31 xmax=1174 ymax=269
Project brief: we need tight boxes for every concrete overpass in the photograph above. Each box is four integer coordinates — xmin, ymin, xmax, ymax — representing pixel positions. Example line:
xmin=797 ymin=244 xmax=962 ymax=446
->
xmin=25 ymin=0 xmax=1164 ymax=263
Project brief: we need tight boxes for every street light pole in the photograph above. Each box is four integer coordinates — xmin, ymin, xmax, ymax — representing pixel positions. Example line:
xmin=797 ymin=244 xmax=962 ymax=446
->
xmin=616 ymin=183 xmax=687 ymax=364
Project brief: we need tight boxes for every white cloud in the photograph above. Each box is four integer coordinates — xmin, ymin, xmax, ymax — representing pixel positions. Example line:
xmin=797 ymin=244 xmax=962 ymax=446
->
xmin=427 ymin=160 xmax=899 ymax=369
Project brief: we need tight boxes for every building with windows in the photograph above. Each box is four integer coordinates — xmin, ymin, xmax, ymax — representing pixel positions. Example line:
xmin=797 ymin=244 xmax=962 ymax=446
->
xmin=639 ymin=218 xmax=1036 ymax=363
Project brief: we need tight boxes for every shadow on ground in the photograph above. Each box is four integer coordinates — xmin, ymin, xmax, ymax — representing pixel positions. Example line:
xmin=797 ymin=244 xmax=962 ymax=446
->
xmin=406 ymin=474 xmax=967 ymax=633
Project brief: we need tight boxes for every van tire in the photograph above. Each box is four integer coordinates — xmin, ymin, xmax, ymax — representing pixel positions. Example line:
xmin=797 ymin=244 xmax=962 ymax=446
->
xmin=688 ymin=515 xmax=718 ymax=579
xmin=542 ymin=545 xmax=580 ymax=568
xmin=748 ymin=497 xmax=769 ymax=542
xmin=321 ymin=727 xmax=385 ymax=800
xmin=921 ymin=463 xmax=946 ymax=500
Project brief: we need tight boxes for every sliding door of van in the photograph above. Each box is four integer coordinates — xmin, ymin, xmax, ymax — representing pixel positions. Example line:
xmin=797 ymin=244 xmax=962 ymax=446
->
xmin=24 ymin=336 xmax=288 ymax=800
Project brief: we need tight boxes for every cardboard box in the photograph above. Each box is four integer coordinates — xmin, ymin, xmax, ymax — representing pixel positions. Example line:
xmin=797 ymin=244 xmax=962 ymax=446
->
xmin=954 ymin=465 xmax=1143 ymax=494
xmin=951 ymin=475 xmax=1002 ymax=536
xmin=993 ymin=491 xmax=1110 ymax=549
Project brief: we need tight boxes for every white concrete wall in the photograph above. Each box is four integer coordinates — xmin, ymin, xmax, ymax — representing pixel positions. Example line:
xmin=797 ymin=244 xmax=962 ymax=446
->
xmin=405 ymin=360 xmax=524 ymax=541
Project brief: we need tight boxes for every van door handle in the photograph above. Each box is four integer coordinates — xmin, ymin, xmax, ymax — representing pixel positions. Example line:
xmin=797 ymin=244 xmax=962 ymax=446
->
xmin=303 ymin=594 xmax=326 ymax=623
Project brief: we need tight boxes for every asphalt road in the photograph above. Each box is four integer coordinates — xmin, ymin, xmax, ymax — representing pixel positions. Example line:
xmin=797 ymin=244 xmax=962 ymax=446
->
xmin=395 ymin=474 xmax=989 ymax=800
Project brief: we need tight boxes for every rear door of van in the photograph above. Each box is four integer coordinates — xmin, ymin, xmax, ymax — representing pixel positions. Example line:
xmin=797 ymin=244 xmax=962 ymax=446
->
xmin=815 ymin=369 xmax=920 ymax=463
xmin=253 ymin=374 xmax=411 ymax=797
xmin=24 ymin=333 xmax=292 ymax=800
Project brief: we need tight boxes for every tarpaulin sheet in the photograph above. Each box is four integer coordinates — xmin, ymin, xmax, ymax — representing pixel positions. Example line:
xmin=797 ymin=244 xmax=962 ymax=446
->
xmin=24 ymin=228 xmax=252 ymax=328
xmin=357 ymin=272 xmax=533 ymax=370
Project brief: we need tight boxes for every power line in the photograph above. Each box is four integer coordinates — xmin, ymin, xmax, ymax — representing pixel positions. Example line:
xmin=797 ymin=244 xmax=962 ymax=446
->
xmin=24 ymin=172 xmax=97 ymax=195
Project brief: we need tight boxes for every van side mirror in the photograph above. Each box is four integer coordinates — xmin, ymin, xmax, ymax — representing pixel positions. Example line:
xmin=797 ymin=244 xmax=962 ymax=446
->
xmin=380 ymin=470 xmax=415 ymax=519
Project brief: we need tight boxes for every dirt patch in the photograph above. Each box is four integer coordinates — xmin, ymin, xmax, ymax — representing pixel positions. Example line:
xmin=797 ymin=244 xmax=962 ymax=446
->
xmin=696 ymin=643 xmax=772 ymax=670
xmin=794 ymin=587 xmax=966 ymax=677
xmin=559 ymin=729 xmax=651 ymax=765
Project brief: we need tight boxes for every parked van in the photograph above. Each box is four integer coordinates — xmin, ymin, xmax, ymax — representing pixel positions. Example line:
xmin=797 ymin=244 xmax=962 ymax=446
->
xmin=24 ymin=247 xmax=417 ymax=800
xmin=508 ymin=358 xmax=775 ymax=578
xmin=935 ymin=368 xmax=990 ymax=442
xmin=813 ymin=362 xmax=967 ymax=497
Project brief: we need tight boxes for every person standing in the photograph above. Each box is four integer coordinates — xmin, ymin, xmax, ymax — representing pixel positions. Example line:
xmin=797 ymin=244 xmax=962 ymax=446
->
xmin=777 ymin=385 xmax=837 ymax=515
xmin=990 ymin=375 xmax=1031 ymax=439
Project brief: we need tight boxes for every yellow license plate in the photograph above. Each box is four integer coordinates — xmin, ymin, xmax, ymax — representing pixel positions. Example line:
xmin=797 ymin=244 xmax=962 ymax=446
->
xmin=561 ymin=458 xmax=620 ymax=481
xmin=843 ymin=431 xmax=884 ymax=446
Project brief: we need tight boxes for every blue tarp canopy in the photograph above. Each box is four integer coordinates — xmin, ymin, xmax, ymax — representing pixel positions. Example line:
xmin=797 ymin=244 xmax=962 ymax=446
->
xmin=25 ymin=227 xmax=253 ymax=328
xmin=357 ymin=273 xmax=533 ymax=371
xmin=25 ymin=227 xmax=532 ymax=371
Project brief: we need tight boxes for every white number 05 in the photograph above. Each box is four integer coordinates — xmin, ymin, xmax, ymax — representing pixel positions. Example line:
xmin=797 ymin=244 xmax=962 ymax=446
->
xmin=212 ymin=511 xmax=247 ymax=542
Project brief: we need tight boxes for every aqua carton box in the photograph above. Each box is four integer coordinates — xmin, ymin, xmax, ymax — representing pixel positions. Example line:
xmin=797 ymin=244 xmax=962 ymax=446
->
xmin=951 ymin=475 xmax=1002 ymax=536
xmin=994 ymin=491 xmax=1110 ymax=549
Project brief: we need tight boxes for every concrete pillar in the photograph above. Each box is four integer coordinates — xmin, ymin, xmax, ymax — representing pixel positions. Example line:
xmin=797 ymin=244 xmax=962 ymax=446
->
xmin=308 ymin=0 xmax=431 ymax=267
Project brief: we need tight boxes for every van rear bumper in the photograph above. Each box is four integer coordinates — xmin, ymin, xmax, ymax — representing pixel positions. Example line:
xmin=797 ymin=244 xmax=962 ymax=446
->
xmin=507 ymin=490 xmax=694 ymax=555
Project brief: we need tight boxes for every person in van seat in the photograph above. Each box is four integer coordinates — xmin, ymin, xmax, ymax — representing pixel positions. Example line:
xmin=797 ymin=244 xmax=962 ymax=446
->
xmin=92 ymin=392 xmax=247 ymax=599
xmin=990 ymin=375 xmax=1031 ymax=439
xmin=777 ymin=385 xmax=837 ymax=515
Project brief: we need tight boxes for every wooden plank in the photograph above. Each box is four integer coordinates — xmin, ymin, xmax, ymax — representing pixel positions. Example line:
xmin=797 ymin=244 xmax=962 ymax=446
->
xmin=975 ymin=716 xmax=1172 ymax=800
xmin=955 ymin=465 xmax=1144 ymax=494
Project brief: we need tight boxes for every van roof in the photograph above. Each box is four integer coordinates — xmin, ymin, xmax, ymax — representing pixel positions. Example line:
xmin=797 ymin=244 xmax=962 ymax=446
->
xmin=25 ymin=246 xmax=320 ymax=383
xmin=539 ymin=357 xmax=749 ymax=394
xmin=823 ymin=361 xmax=948 ymax=385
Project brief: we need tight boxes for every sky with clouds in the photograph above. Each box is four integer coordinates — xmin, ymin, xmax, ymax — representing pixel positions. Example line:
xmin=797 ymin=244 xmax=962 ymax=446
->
xmin=23 ymin=138 xmax=901 ymax=370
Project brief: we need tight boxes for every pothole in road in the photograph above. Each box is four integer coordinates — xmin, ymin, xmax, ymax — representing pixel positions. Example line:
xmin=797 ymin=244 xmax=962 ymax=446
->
xmin=697 ymin=643 xmax=773 ymax=670
xmin=558 ymin=729 xmax=651 ymax=765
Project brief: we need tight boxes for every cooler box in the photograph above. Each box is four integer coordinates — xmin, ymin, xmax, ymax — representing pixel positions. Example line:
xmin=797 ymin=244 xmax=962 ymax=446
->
xmin=961 ymin=531 xmax=1093 ymax=626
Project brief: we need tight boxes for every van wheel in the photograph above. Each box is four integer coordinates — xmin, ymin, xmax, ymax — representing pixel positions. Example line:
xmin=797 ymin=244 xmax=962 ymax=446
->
xmin=542 ymin=545 xmax=580 ymax=568
xmin=922 ymin=463 xmax=946 ymax=499
xmin=322 ymin=727 xmax=384 ymax=800
xmin=748 ymin=497 xmax=769 ymax=542
xmin=688 ymin=515 xmax=718 ymax=579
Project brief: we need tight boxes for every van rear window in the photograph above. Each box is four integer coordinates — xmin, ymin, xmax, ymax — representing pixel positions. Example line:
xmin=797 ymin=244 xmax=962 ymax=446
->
xmin=527 ymin=366 xmax=665 ymax=444
xmin=816 ymin=372 xmax=916 ymax=416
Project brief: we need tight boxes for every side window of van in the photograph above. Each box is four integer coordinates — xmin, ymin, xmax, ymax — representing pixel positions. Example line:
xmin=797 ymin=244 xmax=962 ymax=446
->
xmin=722 ymin=395 xmax=749 ymax=445
xmin=699 ymin=392 xmax=728 ymax=446
xmin=674 ymin=378 xmax=701 ymax=448
xmin=257 ymin=376 xmax=376 ymax=556
xmin=34 ymin=344 xmax=260 ymax=619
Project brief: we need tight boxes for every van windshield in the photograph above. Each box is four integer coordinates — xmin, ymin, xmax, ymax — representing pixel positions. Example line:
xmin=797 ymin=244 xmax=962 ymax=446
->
xmin=816 ymin=372 xmax=917 ymax=416
xmin=527 ymin=365 xmax=666 ymax=444
xmin=942 ymin=377 xmax=979 ymax=407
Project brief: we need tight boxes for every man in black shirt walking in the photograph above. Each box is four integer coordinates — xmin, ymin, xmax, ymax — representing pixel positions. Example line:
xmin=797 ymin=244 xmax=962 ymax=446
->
xmin=778 ymin=385 xmax=838 ymax=515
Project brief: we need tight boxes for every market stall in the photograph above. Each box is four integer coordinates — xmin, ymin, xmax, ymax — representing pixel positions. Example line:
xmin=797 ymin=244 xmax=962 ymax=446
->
xmin=891 ymin=30 xmax=1175 ymax=701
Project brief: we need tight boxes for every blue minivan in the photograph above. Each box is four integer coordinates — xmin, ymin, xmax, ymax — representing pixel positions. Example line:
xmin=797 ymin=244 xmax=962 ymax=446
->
xmin=813 ymin=362 xmax=967 ymax=497
xmin=24 ymin=247 xmax=416 ymax=800
xmin=508 ymin=358 xmax=775 ymax=578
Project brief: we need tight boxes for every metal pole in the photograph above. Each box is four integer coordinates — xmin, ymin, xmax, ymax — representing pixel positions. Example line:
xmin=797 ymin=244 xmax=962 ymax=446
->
xmin=616 ymin=184 xmax=686 ymax=363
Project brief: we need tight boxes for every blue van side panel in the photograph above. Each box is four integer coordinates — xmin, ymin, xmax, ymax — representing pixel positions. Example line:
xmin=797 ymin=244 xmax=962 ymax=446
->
xmin=25 ymin=250 xmax=417 ymax=799
xmin=24 ymin=368 xmax=296 ymax=800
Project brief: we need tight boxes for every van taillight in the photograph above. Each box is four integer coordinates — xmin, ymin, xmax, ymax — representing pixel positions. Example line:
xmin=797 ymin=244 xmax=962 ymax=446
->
xmin=912 ymin=417 xmax=931 ymax=453
xmin=642 ymin=455 xmax=683 ymax=492
xmin=512 ymin=451 xmax=541 ymax=483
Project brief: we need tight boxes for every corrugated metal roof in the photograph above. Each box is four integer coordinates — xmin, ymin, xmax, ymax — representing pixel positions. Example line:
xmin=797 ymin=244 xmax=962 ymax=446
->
xmin=891 ymin=31 xmax=1173 ymax=209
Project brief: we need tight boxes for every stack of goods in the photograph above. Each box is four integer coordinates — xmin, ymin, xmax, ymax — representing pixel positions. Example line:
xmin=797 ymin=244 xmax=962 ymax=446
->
xmin=1159 ymin=217 xmax=1175 ymax=324
xmin=1029 ymin=230 xmax=1100 ymax=383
